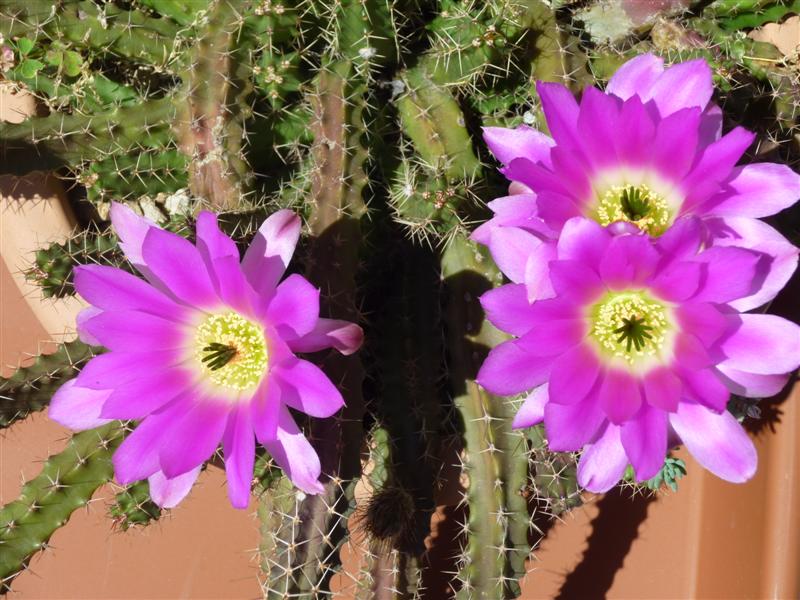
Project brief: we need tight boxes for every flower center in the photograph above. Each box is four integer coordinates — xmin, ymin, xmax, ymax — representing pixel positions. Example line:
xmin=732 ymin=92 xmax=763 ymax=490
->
xmin=194 ymin=312 xmax=267 ymax=390
xmin=595 ymin=185 xmax=672 ymax=236
xmin=591 ymin=293 xmax=670 ymax=365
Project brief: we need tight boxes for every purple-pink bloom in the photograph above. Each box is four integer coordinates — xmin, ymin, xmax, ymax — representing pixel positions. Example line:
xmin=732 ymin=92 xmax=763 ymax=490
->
xmin=476 ymin=217 xmax=800 ymax=492
xmin=49 ymin=203 xmax=363 ymax=509
xmin=474 ymin=54 xmax=800 ymax=311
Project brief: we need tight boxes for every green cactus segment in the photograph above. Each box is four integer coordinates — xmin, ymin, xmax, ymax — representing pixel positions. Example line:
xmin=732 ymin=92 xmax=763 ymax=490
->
xmin=135 ymin=0 xmax=201 ymax=27
xmin=0 ymin=423 xmax=124 ymax=592
xmin=526 ymin=426 xmax=582 ymax=516
xmin=0 ymin=341 xmax=96 ymax=429
xmin=174 ymin=0 xmax=255 ymax=211
xmin=83 ymin=150 xmax=188 ymax=203
xmin=0 ymin=96 xmax=175 ymax=172
xmin=442 ymin=237 xmax=531 ymax=600
xmin=109 ymin=480 xmax=162 ymax=531
xmin=25 ymin=229 xmax=129 ymax=298
xmin=0 ymin=1 xmax=182 ymax=68
xmin=715 ymin=1 xmax=800 ymax=30
xmin=397 ymin=70 xmax=481 ymax=180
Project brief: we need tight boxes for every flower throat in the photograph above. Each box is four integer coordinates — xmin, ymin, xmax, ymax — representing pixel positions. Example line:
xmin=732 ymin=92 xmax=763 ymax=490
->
xmin=591 ymin=293 xmax=669 ymax=365
xmin=595 ymin=184 xmax=671 ymax=236
xmin=194 ymin=312 xmax=268 ymax=390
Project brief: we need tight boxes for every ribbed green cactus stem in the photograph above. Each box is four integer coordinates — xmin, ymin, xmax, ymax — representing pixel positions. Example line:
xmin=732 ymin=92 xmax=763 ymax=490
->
xmin=108 ymin=480 xmax=162 ymax=531
xmin=0 ymin=423 xmax=124 ymax=592
xmin=25 ymin=228 xmax=128 ymax=298
xmin=0 ymin=0 xmax=182 ymax=67
xmin=0 ymin=96 xmax=175 ymax=172
xmin=174 ymin=0 xmax=256 ymax=212
xmin=0 ymin=341 xmax=96 ymax=429
xmin=442 ymin=237 xmax=532 ymax=600
xmin=83 ymin=149 xmax=189 ymax=203
xmin=525 ymin=426 xmax=582 ymax=517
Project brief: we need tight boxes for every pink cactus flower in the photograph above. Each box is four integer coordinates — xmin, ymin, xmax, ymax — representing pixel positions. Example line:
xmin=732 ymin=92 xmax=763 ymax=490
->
xmin=473 ymin=54 xmax=800 ymax=312
xmin=49 ymin=203 xmax=362 ymax=508
xmin=476 ymin=217 xmax=800 ymax=492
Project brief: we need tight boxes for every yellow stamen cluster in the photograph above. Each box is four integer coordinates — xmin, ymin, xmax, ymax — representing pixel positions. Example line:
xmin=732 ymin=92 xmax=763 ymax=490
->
xmin=194 ymin=312 xmax=267 ymax=390
xmin=591 ymin=293 xmax=669 ymax=365
xmin=595 ymin=184 xmax=672 ymax=236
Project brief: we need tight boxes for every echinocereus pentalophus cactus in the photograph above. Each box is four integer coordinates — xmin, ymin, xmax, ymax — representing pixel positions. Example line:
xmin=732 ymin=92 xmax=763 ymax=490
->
xmin=2 ymin=0 xmax=800 ymax=597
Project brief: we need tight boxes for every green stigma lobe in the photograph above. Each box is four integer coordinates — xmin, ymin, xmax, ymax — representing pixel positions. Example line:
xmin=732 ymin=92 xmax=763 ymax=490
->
xmin=591 ymin=293 xmax=670 ymax=365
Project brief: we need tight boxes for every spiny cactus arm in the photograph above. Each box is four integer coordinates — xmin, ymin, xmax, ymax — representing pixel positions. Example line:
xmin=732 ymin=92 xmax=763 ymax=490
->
xmin=25 ymin=229 xmax=129 ymax=299
xmin=0 ymin=0 xmax=181 ymax=68
xmin=0 ymin=96 xmax=175 ymax=172
xmin=0 ymin=341 xmax=96 ymax=429
xmin=525 ymin=426 xmax=582 ymax=517
xmin=174 ymin=0 xmax=255 ymax=211
xmin=135 ymin=0 xmax=201 ymax=27
xmin=0 ymin=423 xmax=124 ymax=593
xmin=442 ymin=237 xmax=531 ymax=600
xmin=108 ymin=480 xmax=162 ymax=531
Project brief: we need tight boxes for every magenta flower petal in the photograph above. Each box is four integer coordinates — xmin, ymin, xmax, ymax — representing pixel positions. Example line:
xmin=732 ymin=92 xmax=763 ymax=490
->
xmin=262 ymin=406 xmax=325 ymax=495
xmin=79 ymin=309 xmax=187 ymax=352
xmin=678 ymin=367 xmax=729 ymax=412
xmin=512 ymin=385 xmax=548 ymax=429
xmin=288 ymin=318 xmax=364 ymax=356
xmin=651 ymin=107 xmax=702 ymax=181
xmin=670 ymin=401 xmax=757 ymax=483
xmin=141 ymin=227 xmax=220 ymax=309
xmin=251 ymin=378 xmax=280 ymax=443
xmin=523 ymin=241 xmax=558 ymax=301
xmin=676 ymin=302 xmax=731 ymax=348
xmin=480 ymin=284 xmax=536 ymax=336
xmin=598 ymin=236 xmax=659 ymax=289
xmin=265 ymin=274 xmax=320 ymax=340
xmin=680 ymin=127 xmax=755 ymax=210
xmin=482 ymin=125 xmax=554 ymax=166
xmin=691 ymin=246 xmax=761 ymax=304
xmin=719 ymin=314 xmax=800 ymax=375
xmin=113 ymin=410 xmax=174 ymax=483
xmin=548 ymin=344 xmax=601 ymax=406
xmin=485 ymin=225 xmax=543 ymax=284
xmin=148 ymin=467 xmax=202 ymax=509
xmin=705 ymin=215 xmax=799 ymax=311
xmin=544 ymin=386 xmax=605 ymax=451
xmin=196 ymin=211 xmax=239 ymax=263
xmin=222 ymin=405 xmax=256 ymax=509
xmin=646 ymin=58 xmax=713 ymax=116
xmin=477 ymin=339 xmax=555 ymax=396
xmin=158 ymin=398 xmax=229 ymax=478
xmin=109 ymin=201 xmax=156 ymax=269
xmin=549 ymin=260 xmax=603 ymax=302
xmin=606 ymin=54 xmax=664 ymax=102
xmin=642 ymin=367 xmax=681 ymax=412
xmin=577 ymin=423 xmax=628 ymax=493
xmin=272 ymin=358 xmax=344 ymax=418
xmin=705 ymin=163 xmax=800 ymax=218
xmin=716 ymin=365 xmax=791 ymax=398
xmin=656 ymin=216 xmax=703 ymax=263
xmin=615 ymin=95 xmax=656 ymax=167
xmin=99 ymin=368 xmax=195 ymax=419
xmin=48 ymin=380 xmax=112 ymax=431
xmin=576 ymin=87 xmax=621 ymax=171
xmin=621 ymin=403 xmax=667 ymax=481
xmin=76 ymin=306 xmax=103 ymax=345
xmin=536 ymin=82 xmax=581 ymax=150
xmin=650 ymin=261 xmax=702 ymax=302
xmin=74 ymin=265 xmax=191 ymax=323
xmin=241 ymin=209 xmax=301 ymax=296
xmin=195 ymin=212 xmax=257 ymax=314
xmin=557 ymin=217 xmax=611 ymax=266
xmin=599 ymin=369 xmax=642 ymax=424
xmin=77 ymin=350 xmax=183 ymax=390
